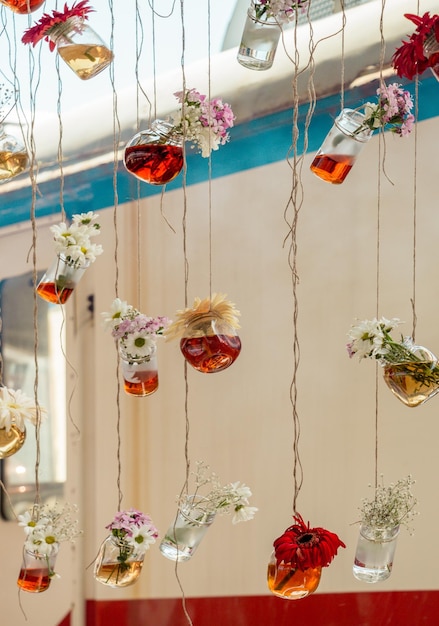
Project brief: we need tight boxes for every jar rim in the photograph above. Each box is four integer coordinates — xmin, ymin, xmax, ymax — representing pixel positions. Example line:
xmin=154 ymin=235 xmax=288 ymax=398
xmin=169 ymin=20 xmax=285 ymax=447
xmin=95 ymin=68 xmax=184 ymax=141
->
xmin=334 ymin=108 xmax=372 ymax=142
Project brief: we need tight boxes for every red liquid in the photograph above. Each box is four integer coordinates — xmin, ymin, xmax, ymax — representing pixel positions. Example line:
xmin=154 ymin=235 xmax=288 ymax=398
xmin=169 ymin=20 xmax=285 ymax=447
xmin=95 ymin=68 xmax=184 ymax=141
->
xmin=37 ymin=282 xmax=74 ymax=305
xmin=0 ymin=0 xmax=45 ymax=12
xmin=17 ymin=568 xmax=51 ymax=593
xmin=180 ymin=335 xmax=241 ymax=373
xmin=123 ymin=371 xmax=159 ymax=396
xmin=310 ymin=154 xmax=354 ymax=184
xmin=124 ymin=144 xmax=183 ymax=185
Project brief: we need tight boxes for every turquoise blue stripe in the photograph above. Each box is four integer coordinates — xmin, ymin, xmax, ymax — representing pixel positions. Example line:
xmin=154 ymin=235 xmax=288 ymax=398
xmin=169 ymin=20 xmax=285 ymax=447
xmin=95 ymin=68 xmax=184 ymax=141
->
xmin=0 ymin=75 xmax=436 ymax=228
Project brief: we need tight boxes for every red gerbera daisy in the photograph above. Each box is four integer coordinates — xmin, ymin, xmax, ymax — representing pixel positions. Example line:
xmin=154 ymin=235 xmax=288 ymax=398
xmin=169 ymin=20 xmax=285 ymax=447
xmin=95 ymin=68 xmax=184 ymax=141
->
xmin=273 ymin=513 xmax=345 ymax=571
xmin=392 ymin=12 xmax=439 ymax=80
xmin=22 ymin=0 xmax=95 ymax=51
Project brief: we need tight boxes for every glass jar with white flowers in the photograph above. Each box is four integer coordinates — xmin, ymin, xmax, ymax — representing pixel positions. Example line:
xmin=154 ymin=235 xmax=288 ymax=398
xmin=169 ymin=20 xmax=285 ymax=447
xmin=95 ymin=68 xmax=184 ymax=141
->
xmin=0 ymin=386 xmax=46 ymax=458
xmin=353 ymin=476 xmax=417 ymax=583
xmin=17 ymin=502 xmax=82 ymax=593
xmin=94 ymin=509 xmax=158 ymax=587
xmin=37 ymin=212 xmax=103 ymax=305
xmin=102 ymin=299 xmax=171 ymax=397
xmin=160 ymin=462 xmax=258 ymax=562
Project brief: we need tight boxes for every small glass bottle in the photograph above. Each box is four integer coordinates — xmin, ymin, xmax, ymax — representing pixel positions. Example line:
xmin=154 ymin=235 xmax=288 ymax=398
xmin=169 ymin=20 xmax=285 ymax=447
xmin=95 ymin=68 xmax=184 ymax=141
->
xmin=0 ymin=0 xmax=45 ymax=13
xmin=160 ymin=495 xmax=216 ymax=562
xmin=180 ymin=313 xmax=242 ymax=373
xmin=353 ymin=524 xmax=400 ymax=583
xmin=123 ymin=120 xmax=184 ymax=185
xmin=17 ymin=546 xmax=59 ymax=593
xmin=423 ymin=31 xmax=439 ymax=82
xmin=0 ymin=423 xmax=26 ymax=458
xmin=267 ymin=552 xmax=322 ymax=599
xmin=237 ymin=1 xmax=281 ymax=71
xmin=36 ymin=254 xmax=90 ymax=305
xmin=119 ymin=346 xmax=159 ymax=397
xmin=310 ymin=109 xmax=373 ymax=184
xmin=94 ymin=535 xmax=145 ymax=588
xmin=0 ymin=125 xmax=28 ymax=183
xmin=48 ymin=17 xmax=114 ymax=80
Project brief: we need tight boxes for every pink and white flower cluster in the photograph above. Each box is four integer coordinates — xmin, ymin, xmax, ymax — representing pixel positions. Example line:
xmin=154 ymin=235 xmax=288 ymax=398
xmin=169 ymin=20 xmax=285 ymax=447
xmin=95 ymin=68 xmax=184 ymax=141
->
xmin=254 ymin=0 xmax=309 ymax=23
xmin=106 ymin=509 xmax=158 ymax=555
xmin=172 ymin=88 xmax=235 ymax=158
xmin=362 ymin=83 xmax=414 ymax=137
xmin=50 ymin=211 xmax=103 ymax=268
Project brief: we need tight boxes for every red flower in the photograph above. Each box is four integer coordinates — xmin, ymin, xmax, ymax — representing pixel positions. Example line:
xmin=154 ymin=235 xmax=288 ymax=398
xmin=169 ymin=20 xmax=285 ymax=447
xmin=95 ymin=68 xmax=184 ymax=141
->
xmin=392 ymin=12 xmax=439 ymax=80
xmin=22 ymin=0 xmax=95 ymax=51
xmin=273 ymin=514 xmax=345 ymax=571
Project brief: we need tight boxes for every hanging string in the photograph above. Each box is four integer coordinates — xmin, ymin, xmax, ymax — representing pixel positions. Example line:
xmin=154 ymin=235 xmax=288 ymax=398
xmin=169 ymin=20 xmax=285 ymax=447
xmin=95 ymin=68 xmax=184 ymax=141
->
xmin=207 ymin=0 xmax=213 ymax=302
xmin=410 ymin=0 xmax=420 ymax=341
xmin=339 ymin=0 xmax=346 ymax=112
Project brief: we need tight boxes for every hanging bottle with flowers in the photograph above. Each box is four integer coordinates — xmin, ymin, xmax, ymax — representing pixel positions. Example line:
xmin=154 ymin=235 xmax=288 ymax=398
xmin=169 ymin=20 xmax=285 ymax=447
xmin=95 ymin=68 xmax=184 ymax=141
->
xmin=353 ymin=476 xmax=417 ymax=583
xmin=392 ymin=13 xmax=439 ymax=82
xmin=237 ymin=0 xmax=308 ymax=71
xmin=0 ymin=84 xmax=28 ymax=184
xmin=0 ymin=0 xmax=45 ymax=13
xmin=0 ymin=386 xmax=46 ymax=458
xmin=160 ymin=462 xmax=257 ymax=562
xmin=347 ymin=317 xmax=439 ymax=407
xmin=37 ymin=212 xmax=103 ymax=305
xmin=123 ymin=89 xmax=234 ymax=185
xmin=268 ymin=514 xmax=345 ymax=599
xmin=165 ymin=294 xmax=242 ymax=373
xmin=94 ymin=509 xmax=158 ymax=588
xmin=21 ymin=1 xmax=114 ymax=81
xmin=310 ymin=83 xmax=414 ymax=184
xmin=17 ymin=502 xmax=82 ymax=593
xmin=102 ymin=298 xmax=171 ymax=397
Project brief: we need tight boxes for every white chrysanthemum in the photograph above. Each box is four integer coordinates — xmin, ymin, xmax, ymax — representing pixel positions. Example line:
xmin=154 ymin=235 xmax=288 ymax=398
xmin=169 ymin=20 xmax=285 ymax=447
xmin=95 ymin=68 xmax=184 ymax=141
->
xmin=128 ymin=524 xmax=157 ymax=554
xmin=121 ymin=333 xmax=155 ymax=359
xmin=101 ymin=298 xmax=130 ymax=331
xmin=0 ymin=387 xmax=46 ymax=432
xmin=232 ymin=505 xmax=259 ymax=524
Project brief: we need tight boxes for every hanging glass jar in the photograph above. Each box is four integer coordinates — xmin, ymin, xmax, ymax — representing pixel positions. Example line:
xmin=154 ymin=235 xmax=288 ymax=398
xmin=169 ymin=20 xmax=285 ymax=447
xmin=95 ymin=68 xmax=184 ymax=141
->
xmin=237 ymin=1 xmax=281 ymax=71
xmin=0 ymin=0 xmax=45 ymax=13
xmin=423 ymin=30 xmax=439 ymax=82
xmin=159 ymin=495 xmax=216 ymax=562
xmin=353 ymin=524 xmax=400 ymax=583
xmin=383 ymin=361 xmax=439 ymax=407
xmin=0 ymin=125 xmax=28 ymax=183
xmin=0 ymin=423 xmax=26 ymax=459
xmin=17 ymin=545 xmax=59 ymax=593
xmin=119 ymin=345 xmax=159 ymax=397
xmin=123 ymin=120 xmax=184 ymax=185
xmin=267 ymin=552 xmax=322 ymax=599
xmin=94 ymin=535 xmax=145 ymax=588
xmin=36 ymin=254 xmax=90 ymax=305
xmin=47 ymin=17 xmax=114 ymax=81
xmin=310 ymin=109 xmax=373 ymax=184
xmin=180 ymin=313 xmax=242 ymax=373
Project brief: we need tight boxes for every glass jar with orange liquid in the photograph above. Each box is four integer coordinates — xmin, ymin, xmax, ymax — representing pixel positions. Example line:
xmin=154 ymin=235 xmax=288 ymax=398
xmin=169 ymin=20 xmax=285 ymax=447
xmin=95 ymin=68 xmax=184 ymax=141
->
xmin=310 ymin=108 xmax=372 ymax=184
xmin=0 ymin=423 xmax=26 ymax=459
xmin=37 ymin=254 xmax=90 ymax=305
xmin=119 ymin=346 xmax=159 ymax=397
xmin=423 ymin=31 xmax=439 ymax=82
xmin=180 ymin=313 xmax=241 ymax=374
xmin=0 ymin=125 xmax=28 ymax=183
xmin=94 ymin=535 xmax=145 ymax=588
xmin=123 ymin=120 xmax=184 ymax=185
xmin=48 ymin=17 xmax=113 ymax=80
xmin=17 ymin=546 xmax=58 ymax=593
xmin=0 ymin=0 xmax=44 ymax=13
xmin=267 ymin=552 xmax=322 ymax=599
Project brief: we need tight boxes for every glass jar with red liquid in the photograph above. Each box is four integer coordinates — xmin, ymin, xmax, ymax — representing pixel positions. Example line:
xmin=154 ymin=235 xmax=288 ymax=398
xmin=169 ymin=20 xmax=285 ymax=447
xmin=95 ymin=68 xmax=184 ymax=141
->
xmin=37 ymin=254 xmax=90 ymax=305
xmin=310 ymin=108 xmax=372 ymax=184
xmin=267 ymin=551 xmax=321 ymax=599
xmin=0 ymin=0 xmax=45 ymax=13
xmin=423 ymin=31 xmax=439 ymax=82
xmin=180 ymin=314 xmax=241 ymax=374
xmin=17 ymin=546 xmax=58 ymax=593
xmin=119 ymin=346 xmax=159 ymax=397
xmin=123 ymin=120 xmax=184 ymax=185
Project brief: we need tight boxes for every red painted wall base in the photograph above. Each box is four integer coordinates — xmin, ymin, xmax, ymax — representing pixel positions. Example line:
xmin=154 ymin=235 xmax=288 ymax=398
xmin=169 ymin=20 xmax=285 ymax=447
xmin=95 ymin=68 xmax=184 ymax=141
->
xmin=85 ymin=591 xmax=439 ymax=626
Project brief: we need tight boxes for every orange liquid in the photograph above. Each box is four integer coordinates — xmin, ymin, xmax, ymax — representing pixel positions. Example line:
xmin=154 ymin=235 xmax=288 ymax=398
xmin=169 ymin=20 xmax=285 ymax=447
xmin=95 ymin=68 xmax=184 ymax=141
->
xmin=123 ymin=371 xmax=159 ymax=396
xmin=267 ymin=562 xmax=321 ymax=599
xmin=17 ymin=568 xmax=51 ymax=593
xmin=94 ymin=561 xmax=143 ymax=587
xmin=36 ymin=282 xmax=74 ymax=305
xmin=57 ymin=44 xmax=114 ymax=80
xmin=0 ymin=0 xmax=45 ymax=13
xmin=124 ymin=143 xmax=183 ymax=185
xmin=180 ymin=335 xmax=241 ymax=373
xmin=310 ymin=154 xmax=354 ymax=184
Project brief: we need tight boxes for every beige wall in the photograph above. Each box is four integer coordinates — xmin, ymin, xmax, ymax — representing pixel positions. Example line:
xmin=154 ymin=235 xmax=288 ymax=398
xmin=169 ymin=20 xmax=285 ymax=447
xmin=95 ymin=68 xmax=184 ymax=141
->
xmin=1 ymin=114 xmax=439 ymax=625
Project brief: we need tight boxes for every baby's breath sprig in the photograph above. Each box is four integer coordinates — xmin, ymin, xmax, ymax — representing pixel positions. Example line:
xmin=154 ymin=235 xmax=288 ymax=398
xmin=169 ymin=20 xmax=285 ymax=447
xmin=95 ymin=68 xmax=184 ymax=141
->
xmin=358 ymin=475 xmax=418 ymax=534
xmin=0 ymin=84 xmax=13 ymax=124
